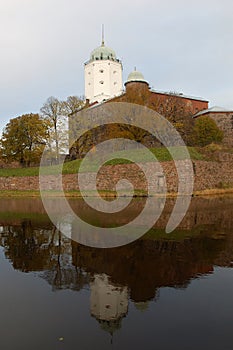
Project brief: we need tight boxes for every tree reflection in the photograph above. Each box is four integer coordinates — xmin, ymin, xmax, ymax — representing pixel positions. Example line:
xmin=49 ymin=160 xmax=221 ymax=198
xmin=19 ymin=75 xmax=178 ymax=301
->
xmin=0 ymin=195 xmax=233 ymax=334
xmin=0 ymin=221 xmax=90 ymax=291
xmin=0 ymin=219 xmax=233 ymax=299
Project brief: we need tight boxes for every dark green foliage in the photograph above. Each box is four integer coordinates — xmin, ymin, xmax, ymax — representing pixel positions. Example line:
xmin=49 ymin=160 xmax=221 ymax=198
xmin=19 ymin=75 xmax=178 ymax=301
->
xmin=193 ymin=116 xmax=223 ymax=147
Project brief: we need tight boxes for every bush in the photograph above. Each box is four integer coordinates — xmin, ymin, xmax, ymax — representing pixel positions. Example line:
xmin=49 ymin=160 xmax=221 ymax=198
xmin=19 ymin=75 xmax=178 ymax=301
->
xmin=193 ymin=116 xmax=223 ymax=147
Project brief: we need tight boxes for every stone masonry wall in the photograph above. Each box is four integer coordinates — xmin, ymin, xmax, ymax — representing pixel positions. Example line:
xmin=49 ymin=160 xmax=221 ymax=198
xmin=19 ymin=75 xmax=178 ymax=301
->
xmin=207 ymin=112 xmax=233 ymax=147
xmin=0 ymin=159 xmax=232 ymax=194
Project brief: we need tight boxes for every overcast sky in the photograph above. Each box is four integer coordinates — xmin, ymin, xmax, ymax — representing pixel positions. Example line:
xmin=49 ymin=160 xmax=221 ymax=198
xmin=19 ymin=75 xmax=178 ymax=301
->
xmin=0 ymin=0 xmax=233 ymax=133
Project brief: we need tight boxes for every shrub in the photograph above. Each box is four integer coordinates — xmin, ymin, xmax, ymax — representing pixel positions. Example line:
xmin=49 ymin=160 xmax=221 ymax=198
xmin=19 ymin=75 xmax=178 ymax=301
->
xmin=193 ymin=116 xmax=223 ymax=147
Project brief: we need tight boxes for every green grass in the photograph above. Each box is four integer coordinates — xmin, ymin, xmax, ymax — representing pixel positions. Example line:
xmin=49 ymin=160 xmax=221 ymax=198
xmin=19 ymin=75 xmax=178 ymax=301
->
xmin=105 ymin=146 xmax=203 ymax=164
xmin=0 ymin=166 xmax=41 ymax=177
xmin=0 ymin=147 xmax=203 ymax=177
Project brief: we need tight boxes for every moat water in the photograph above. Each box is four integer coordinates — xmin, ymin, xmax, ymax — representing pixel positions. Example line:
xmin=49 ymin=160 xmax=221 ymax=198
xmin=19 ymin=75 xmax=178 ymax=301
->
xmin=0 ymin=196 xmax=233 ymax=350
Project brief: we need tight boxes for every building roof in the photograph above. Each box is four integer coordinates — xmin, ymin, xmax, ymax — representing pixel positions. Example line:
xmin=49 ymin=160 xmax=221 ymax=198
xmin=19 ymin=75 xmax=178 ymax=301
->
xmin=193 ymin=106 xmax=232 ymax=117
xmin=83 ymin=86 xmax=208 ymax=111
xmin=151 ymin=89 xmax=208 ymax=102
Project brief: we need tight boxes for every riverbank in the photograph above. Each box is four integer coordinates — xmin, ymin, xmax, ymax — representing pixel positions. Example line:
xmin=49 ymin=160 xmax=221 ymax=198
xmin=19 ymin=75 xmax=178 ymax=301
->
xmin=0 ymin=187 xmax=233 ymax=198
xmin=0 ymin=146 xmax=232 ymax=197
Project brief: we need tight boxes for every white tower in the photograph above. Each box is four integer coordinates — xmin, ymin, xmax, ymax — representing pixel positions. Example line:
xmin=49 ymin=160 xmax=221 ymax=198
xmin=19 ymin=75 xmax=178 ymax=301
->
xmin=84 ymin=30 xmax=123 ymax=103
xmin=90 ymin=274 xmax=128 ymax=322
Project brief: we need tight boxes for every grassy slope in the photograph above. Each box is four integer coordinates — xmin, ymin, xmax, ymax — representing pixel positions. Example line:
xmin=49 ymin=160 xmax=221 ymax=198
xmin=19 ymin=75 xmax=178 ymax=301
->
xmin=0 ymin=147 xmax=203 ymax=177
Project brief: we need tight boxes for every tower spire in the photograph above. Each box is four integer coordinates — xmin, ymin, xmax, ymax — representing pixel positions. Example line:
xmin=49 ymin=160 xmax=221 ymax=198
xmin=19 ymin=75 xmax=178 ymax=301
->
xmin=101 ymin=24 xmax=105 ymax=46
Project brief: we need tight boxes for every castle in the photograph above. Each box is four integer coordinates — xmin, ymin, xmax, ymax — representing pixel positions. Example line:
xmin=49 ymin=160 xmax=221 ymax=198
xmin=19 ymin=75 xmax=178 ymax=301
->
xmin=84 ymin=36 xmax=208 ymax=114
xmin=80 ymin=35 xmax=233 ymax=147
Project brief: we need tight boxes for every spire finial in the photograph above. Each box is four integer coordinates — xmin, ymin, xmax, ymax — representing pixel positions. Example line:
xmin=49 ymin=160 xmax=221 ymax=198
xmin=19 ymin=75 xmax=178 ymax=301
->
xmin=134 ymin=66 xmax=137 ymax=71
xmin=101 ymin=24 xmax=105 ymax=46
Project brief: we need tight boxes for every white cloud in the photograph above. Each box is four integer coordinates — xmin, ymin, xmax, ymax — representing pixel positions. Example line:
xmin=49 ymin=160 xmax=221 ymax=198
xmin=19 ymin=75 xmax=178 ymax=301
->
xmin=0 ymin=0 xmax=233 ymax=132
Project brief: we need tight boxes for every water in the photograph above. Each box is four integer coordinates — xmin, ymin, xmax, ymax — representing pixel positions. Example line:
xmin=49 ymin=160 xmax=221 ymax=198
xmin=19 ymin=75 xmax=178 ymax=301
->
xmin=0 ymin=196 xmax=233 ymax=350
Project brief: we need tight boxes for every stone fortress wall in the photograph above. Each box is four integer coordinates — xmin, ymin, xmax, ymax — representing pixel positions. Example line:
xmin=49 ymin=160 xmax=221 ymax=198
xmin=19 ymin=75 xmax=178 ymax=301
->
xmin=208 ymin=112 xmax=233 ymax=146
xmin=0 ymin=157 xmax=232 ymax=194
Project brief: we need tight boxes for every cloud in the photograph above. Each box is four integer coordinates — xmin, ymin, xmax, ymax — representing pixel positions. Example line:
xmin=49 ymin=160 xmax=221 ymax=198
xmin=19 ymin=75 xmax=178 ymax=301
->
xmin=0 ymin=0 xmax=232 ymax=132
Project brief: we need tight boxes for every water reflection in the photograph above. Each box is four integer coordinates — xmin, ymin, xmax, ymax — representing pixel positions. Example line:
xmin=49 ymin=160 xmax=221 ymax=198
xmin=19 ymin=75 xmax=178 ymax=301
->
xmin=90 ymin=274 xmax=128 ymax=336
xmin=0 ymin=196 xmax=233 ymax=336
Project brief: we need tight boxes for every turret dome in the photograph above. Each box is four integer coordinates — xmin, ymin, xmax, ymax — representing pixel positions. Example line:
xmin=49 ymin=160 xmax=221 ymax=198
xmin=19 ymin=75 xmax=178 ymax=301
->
xmin=126 ymin=70 xmax=148 ymax=84
xmin=90 ymin=44 xmax=117 ymax=61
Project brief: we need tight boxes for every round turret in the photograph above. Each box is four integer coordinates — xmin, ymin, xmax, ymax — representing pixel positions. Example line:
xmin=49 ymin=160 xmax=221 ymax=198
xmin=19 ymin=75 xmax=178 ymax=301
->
xmin=126 ymin=69 xmax=148 ymax=84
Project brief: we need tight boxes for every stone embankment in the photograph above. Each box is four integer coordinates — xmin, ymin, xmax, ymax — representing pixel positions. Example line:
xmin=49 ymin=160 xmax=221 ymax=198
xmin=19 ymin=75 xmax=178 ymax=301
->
xmin=0 ymin=158 xmax=232 ymax=195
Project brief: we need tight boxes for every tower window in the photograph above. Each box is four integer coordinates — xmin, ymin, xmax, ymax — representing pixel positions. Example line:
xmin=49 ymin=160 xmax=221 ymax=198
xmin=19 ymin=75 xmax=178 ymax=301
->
xmin=114 ymin=82 xmax=117 ymax=85
xmin=113 ymin=70 xmax=117 ymax=74
xmin=99 ymin=69 xmax=104 ymax=73
xmin=99 ymin=80 xmax=104 ymax=84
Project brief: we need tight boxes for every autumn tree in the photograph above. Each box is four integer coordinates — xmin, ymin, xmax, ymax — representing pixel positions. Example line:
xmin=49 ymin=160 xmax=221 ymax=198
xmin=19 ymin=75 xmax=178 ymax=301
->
xmin=68 ymin=90 xmax=197 ymax=159
xmin=62 ymin=95 xmax=85 ymax=115
xmin=124 ymin=91 xmax=195 ymax=146
xmin=0 ymin=113 xmax=49 ymax=166
xmin=110 ymin=88 xmax=195 ymax=146
xmin=193 ymin=116 xmax=223 ymax=147
xmin=40 ymin=97 xmax=67 ymax=163
xmin=40 ymin=96 xmax=84 ymax=163
xmin=146 ymin=92 xmax=195 ymax=145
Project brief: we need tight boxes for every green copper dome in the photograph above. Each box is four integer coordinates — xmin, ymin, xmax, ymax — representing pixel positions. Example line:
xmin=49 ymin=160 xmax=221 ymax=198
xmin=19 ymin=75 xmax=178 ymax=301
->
xmin=126 ymin=70 xmax=148 ymax=83
xmin=90 ymin=44 xmax=117 ymax=61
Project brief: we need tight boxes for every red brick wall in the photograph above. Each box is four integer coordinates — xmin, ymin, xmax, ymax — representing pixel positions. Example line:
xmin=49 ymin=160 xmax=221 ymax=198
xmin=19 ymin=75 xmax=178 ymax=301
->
xmin=109 ymin=81 xmax=208 ymax=114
